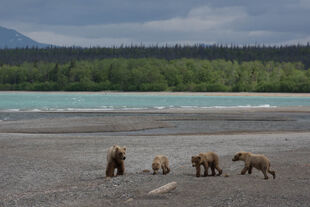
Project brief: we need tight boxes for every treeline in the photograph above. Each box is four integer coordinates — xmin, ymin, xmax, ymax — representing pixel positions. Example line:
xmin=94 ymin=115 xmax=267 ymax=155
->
xmin=0 ymin=58 xmax=309 ymax=92
xmin=1 ymin=44 xmax=310 ymax=68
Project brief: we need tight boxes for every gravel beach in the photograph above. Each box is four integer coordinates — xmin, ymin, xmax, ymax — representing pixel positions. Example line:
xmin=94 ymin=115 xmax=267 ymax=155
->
xmin=0 ymin=107 xmax=310 ymax=206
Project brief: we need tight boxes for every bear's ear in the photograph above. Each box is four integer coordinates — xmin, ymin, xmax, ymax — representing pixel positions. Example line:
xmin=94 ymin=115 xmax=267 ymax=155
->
xmin=123 ymin=146 xmax=126 ymax=151
xmin=197 ymin=156 xmax=201 ymax=161
xmin=191 ymin=156 xmax=195 ymax=159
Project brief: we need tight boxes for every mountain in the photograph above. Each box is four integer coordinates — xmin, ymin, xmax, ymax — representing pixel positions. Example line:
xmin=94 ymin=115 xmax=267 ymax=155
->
xmin=0 ymin=26 xmax=51 ymax=48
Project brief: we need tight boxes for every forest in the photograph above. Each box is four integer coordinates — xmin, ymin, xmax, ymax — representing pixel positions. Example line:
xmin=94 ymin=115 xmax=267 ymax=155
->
xmin=0 ymin=58 xmax=309 ymax=92
xmin=1 ymin=44 xmax=310 ymax=68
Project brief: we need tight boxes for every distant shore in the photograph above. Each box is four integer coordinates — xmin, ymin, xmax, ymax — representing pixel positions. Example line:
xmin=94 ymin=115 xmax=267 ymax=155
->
xmin=1 ymin=91 xmax=310 ymax=97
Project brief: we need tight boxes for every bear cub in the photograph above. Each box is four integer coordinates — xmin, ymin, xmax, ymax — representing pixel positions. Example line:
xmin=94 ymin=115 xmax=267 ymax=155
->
xmin=232 ymin=151 xmax=276 ymax=179
xmin=106 ymin=145 xmax=126 ymax=177
xmin=191 ymin=152 xmax=222 ymax=177
xmin=152 ymin=155 xmax=170 ymax=175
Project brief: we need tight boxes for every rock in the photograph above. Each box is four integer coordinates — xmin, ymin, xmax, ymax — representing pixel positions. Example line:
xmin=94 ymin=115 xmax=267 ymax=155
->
xmin=148 ymin=182 xmax=177 ymax=195
xmin=124 ymin=198 xmax=134 ymax=203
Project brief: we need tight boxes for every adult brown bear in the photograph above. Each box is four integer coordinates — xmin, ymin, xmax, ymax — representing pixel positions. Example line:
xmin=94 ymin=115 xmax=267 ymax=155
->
xmin=105 ymin=145 xmax=126 ymax=177
xmin=232 ymin=151 xmax=276 ymax=179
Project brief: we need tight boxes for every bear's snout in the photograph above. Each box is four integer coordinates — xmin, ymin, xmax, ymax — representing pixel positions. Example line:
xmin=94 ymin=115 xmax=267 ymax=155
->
xmin=123 ymin=156 xmax=126 ymax=160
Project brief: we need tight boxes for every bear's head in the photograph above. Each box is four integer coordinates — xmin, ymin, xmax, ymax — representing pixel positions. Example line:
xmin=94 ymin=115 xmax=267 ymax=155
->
xmin=191 ymin=155 xmax=202 ymax=167
xmin=152 ymin=162 xmax=160 ymax=174
xmin=115 ymin=146 xmax=126 ymax=160
xmin=232 ymin=151 xmax=247 ymax=161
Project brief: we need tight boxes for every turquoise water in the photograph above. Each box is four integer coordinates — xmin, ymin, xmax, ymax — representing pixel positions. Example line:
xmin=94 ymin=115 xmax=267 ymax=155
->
xmin=0 ymin=92 xmax=310 ymax=111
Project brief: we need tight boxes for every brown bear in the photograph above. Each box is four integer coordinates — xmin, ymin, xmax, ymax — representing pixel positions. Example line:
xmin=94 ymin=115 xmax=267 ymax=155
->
xmin=232 ymin=151 xmax=276 ymax=179
xmin=152 ymin=155 xmax=170 ymax=175
xmin=191 ymin=152 xmax=222 ymax=177
xmin=105 ymin=145 xmax=126 ymax=177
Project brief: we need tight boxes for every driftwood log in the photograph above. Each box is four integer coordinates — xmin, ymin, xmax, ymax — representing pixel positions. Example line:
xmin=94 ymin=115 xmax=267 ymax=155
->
xmin=147 ymin=181 xmax=177 ymax=195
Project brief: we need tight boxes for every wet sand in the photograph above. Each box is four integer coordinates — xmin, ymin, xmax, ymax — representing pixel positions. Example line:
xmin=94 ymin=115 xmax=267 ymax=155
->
xmin=1 ymin=107 xmax=310 ymax=135
xmin=0 ymin=107 xmax=310 ymax=206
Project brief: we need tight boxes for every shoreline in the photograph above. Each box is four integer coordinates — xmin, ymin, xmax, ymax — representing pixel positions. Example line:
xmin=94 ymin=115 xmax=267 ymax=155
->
xmin=1 ymin=91 xmax=310 ymax=97
xmin=1 ymin=106 xmax=310 ymax=113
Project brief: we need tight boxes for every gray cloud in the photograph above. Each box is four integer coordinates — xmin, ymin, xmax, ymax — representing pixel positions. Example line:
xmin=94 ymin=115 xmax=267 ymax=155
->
xmin=1 ymin=0 xmax=309 ymax=46
xmin=0 ymin=0 xmax=207 ymax=25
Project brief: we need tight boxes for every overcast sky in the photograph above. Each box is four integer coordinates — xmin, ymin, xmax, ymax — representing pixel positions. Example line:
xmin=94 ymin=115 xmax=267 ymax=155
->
xmin=1 ymin=0 xmax=310 ymax=47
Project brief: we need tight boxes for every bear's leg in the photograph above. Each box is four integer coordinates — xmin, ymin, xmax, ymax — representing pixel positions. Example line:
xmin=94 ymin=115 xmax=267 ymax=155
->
xmin=267 ymin=164 xmax=276 ymax=179
xmin=248 ymin=166 xmax=253 ymax=174
xmin=215 ymin=164 xmax=222 ymax=176
xmin=268 ymin=169 xmax=276 ymax=179
xmin=203 ymin=162 xmax=209 ymax=177
xmin=262 ymin=168 xmax=269 ymax=179
xmin=116 ymin=161 xmax=125 ymax=176
xmin=162 ymin=165 xmax=170 ymax=175
xmin=196 ymin=165 xmax=201 ymax=177
xmin=162 ymin=166 xmax=166 ymax=175
xmin=166 ymin=166 xmax=170 ymax=174
xmin=106 ymin=162 xmax=115 ymax=177
xmin=211 ymin=162 xmax=216 ymax=176
xmin=241 ymin=166 xmax=249 ymax=175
